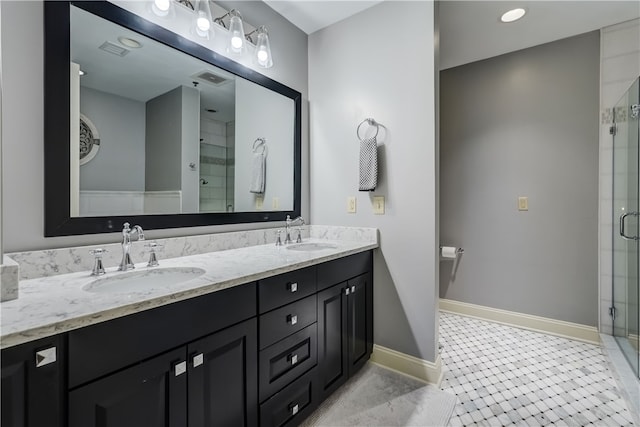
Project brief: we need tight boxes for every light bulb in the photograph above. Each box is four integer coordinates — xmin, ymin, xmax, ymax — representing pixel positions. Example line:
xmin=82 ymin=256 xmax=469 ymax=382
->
xmin=231 ymin=36 xmax=243 ymax=50
xmin=257 ymin=49 xmax=268 ymax=64
xmin=152 ymin=0 xmax=171 ymax=16
xmin=196 ymin=11 xmax=210 ymax=32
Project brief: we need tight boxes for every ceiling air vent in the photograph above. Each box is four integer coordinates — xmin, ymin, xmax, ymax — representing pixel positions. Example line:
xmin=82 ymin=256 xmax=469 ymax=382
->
xmin=192 ymin=71 xmax=230 ymax=87
xmin=99 ymin=41 xmax=130 ymax=57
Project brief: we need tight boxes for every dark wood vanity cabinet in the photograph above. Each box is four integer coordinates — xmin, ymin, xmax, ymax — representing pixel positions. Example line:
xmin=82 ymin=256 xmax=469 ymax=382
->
xmin=1 ymin=335 xmax=65 ymax=427
xmin=1 ymin=250 xmax=374 ymax=427
xmin=317 ymin=256 xmax=374 ymax=402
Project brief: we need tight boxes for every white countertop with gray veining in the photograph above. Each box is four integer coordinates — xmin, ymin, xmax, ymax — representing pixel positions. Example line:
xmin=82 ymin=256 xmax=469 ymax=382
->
xmin=1 ymin=237 xmax=377 ymax=349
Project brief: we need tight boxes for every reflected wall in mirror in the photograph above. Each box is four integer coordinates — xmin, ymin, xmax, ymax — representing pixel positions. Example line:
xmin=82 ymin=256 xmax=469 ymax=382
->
xmin=45 ymin=1 xmax=301 ymax=236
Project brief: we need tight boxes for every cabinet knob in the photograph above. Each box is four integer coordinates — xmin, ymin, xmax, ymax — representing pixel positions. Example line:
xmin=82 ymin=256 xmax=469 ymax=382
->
xmin=289 ymin=403 xmax=299 ymax=415
xmin=287 ymin=282 xmax=298 ymax=293
xmin=174 ymin=361 xmax=187 ymax=376
xmin=344 ymin=287 xmax=350 ymax=295
xmin=351 ymin=285 xmax=356 ymax=293
xmin=35 ymin=347 xmax=57 ymax=368
xmin=287 ymin=314 xmax=298 ymax=325
xmin=288 ymin=354 xmax=298 ymax=365
xmin=193 ymin=353 xmax=204 ymax=368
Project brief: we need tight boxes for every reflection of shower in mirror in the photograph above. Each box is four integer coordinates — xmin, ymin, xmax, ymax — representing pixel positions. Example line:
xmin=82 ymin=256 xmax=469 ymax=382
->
xmin=200 ymin=178 xmax=208 ymax=185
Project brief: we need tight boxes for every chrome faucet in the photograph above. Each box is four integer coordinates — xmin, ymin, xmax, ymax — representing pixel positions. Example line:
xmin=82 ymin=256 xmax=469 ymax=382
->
xmin=118 ymin=222 xmax=145 ymax=271
xmin=284 ymin=215 xmax=305 ymax=244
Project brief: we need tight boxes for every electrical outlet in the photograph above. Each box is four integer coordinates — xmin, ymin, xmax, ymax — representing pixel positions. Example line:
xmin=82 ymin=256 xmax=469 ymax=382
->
xmin=272 ymin=197 xmax=280 ymax=210
xmin=518 ymin=196 xmax=528 ymax=211
xmin=347 ymin=197 xmax=357 ymax=213
xmin=373 ymin=196 xmax=385 ymax=215
xmin=255 ymin=196 xmax=264 ymax=210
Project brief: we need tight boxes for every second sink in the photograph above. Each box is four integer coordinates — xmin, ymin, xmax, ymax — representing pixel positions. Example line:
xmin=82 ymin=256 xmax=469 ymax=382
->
xmin=84 ymin=267 xmax=206 ymax=294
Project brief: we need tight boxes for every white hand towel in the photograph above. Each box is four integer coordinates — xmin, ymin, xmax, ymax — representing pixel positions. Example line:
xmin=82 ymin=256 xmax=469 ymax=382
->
xmin=250 ymin=152 xmax=266 ymax=194
xmin=359 ymin=136 xmax=378 ymax=191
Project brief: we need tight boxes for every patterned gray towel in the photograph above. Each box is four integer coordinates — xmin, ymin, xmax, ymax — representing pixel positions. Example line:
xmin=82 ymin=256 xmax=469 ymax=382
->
xmin=359 ymin=136 xmax=378 ymax=191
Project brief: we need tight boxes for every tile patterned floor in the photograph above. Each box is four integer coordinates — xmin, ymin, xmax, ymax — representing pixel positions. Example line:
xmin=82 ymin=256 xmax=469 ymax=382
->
xmin=440 ymin=312 xmax=637 ymax=426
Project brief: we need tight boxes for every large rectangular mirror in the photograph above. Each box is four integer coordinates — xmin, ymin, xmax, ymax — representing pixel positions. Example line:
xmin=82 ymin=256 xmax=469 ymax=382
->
xmin=45 ymin=1 xmax=301 ymax=236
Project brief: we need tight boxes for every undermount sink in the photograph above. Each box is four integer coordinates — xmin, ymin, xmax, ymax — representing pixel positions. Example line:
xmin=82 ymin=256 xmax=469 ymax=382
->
xmin=83 ymin=267 xmax=206 ymax=294
xmin=286 ymin=242 xmax=339 ymax=252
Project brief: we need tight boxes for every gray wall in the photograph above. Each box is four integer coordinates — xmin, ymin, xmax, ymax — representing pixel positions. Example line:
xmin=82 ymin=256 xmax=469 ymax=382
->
xmin=309 ymin=1 xmax=439 ymax=362
xmin=80 ymin=86 xmax=146 ymax=191
xmin=180 ymin=85 xmax=200 ymax=213
xmin=145 ymin=87 xmax=183 ymax=193
xmin=439 ymin=31 xmax=600 ymax=326
xmin=1 ymin=0 xmax=308 ymax=252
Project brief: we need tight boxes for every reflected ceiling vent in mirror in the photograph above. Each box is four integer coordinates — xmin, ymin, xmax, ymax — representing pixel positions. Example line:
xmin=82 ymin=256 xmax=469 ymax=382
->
xmin=99 ymin=41 xmax=130 ymax=57
xmin=192 ymin=70 xmax=230 ymax=87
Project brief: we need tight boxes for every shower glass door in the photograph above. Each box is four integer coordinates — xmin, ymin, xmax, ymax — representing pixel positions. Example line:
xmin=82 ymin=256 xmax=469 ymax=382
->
xmin=612 ymin=77 xmax=640 ymax=379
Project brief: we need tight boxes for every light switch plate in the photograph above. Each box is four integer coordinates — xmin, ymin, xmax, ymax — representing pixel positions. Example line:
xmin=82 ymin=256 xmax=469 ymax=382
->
xmin=373 ymin=196 xmax=385 ymax=215
xmin=347 ymin=196 xmax=357 ymax=213
xmin=518 ymin=196 xmax=528 ymax=211
xmin=255 ymin=196 xmax=264 ymax=210
xmin=272 ymin=197 xmax=280 ymax=210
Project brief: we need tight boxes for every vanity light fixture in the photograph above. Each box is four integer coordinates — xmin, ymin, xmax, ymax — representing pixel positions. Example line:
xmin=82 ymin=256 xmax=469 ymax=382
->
xmin=227 ymin=9 xmax=245 ymax=54
xmin=246 ymin=26 xmax=273 ymax=69
xmin=500 ymin=7 xmax=526 ymax=23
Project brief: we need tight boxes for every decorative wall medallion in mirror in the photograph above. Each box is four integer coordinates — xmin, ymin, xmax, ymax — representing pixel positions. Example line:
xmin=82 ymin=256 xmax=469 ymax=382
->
xmin=45 ymin=1 xmax=301 ymax=236
xmin=79 ymin=114 xmax=100 ymax=165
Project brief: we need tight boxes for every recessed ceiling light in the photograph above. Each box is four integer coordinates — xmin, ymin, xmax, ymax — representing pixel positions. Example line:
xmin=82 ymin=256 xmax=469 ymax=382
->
xmin=118 ymin=36 xmax=143 ymax=49
xmin=500 ymin=8 xmax=526 ymax=23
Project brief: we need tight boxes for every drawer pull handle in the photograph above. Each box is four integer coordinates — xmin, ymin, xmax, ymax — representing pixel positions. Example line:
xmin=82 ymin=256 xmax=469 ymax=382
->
xmin=287 ymin=314 xmax=298 ymax=325
xmin=35 ymin=347 xmax=57 ymax=368
xmin=288 ymin=354 xmax=298 ymax=365
xmin=290 ymin=403 xmax=299 ymax=415
xmin=175 ymin=361 xmax=187 ymax=376
xmin=288 ymin=282 xmax=298 ymax=293
xmin=193 ymin=353 xmax=204 ymax=368
xmin=351 ymin=285 xmax=356 ymax=293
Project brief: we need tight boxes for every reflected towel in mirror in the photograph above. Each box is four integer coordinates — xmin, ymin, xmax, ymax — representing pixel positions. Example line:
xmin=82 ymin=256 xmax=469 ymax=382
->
xmin=250 ymin=138 xmax=267 ymax=194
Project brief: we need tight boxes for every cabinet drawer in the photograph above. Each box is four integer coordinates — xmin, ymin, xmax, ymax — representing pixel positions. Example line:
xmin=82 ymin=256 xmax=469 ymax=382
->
xmin=259 ymin=267 xmax=316 ymax=314
xmin=69 ymin=282 xmax=256 ymax=388
xmin=260 ymin=368 xmax=318 ymax=427
xmin=259 ymin=324 xmax=317 ymax=402
xmin=317 ymin=251 xmax=372 ymax=291
xmin=260 ymin=294 xmax=317 ymax=350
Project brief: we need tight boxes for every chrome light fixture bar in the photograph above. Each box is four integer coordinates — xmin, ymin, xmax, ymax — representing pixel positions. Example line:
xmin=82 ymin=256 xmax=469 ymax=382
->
xmin=151 ymin=0 xmax=274 ymax=68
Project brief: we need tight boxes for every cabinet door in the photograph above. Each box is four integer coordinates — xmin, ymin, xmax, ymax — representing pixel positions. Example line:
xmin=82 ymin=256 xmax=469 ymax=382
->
xmin=1 ymin=336 xmax=64 ymax=427
xmin=347 ymin=273 xmax=373 ymax=375
xmin=188 ymin=318 xmax=257 ymax=427
xmin=68 ymin=347 xmax=187 ymax=427
xmin=316 ymin=282 xmax=348 ymax=401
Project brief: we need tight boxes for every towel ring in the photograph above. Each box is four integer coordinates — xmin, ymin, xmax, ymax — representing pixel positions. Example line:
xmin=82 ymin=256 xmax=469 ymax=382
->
xmin=357 ymin=118 xmax=379 ymax=140
xmin=253 ymin=137 xmax=267 ymax=154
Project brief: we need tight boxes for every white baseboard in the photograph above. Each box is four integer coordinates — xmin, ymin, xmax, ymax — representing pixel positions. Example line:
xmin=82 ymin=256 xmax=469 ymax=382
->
xmin=370 ymin=344 xmax=443 ymax=386
xmin=439 ymin=299 xmax=600 ymax=345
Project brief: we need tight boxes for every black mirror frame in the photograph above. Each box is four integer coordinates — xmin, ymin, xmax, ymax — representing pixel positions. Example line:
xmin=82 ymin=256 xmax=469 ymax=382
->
xmin=44 ymin=1 xmax=302 ymax=237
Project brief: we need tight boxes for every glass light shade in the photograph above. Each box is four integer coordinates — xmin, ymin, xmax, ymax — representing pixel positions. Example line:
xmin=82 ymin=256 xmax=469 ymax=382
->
xmin=152 ymin=0 xmax=171 ymax=17
xmin=227 ymin=10 xmax=245 ymax=54
xmin=254 ymin=27 xmax=273 ymax=68
xmin=194 ymin=0 xmax=212 ymax=38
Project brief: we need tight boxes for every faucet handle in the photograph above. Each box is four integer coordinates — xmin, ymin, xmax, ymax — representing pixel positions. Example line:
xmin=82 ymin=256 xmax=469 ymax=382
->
xmin=89 ymin=248 xmax=107 ymax=276
xmin=145 ymin=242 xmax=162 ymax=267
xmin=275 ymin=229 xmax=283 ymax=246
xmin=295 ymin=227 xmax=302 ymax=243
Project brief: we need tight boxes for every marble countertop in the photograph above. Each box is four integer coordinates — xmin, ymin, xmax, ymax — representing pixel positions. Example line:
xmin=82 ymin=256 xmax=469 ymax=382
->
xmin=1 ymin=238 xmax=377 ymax=349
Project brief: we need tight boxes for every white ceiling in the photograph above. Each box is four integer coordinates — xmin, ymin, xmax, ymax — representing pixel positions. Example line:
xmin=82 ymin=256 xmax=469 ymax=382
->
xmin=262 ymin=0 xmax=640 ymax=69
xmin=263 ymin=0 xmax=382 ymax=34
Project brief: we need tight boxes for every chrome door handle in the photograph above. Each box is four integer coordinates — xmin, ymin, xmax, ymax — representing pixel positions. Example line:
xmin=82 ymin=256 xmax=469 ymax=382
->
xmin=344 ymin=288 xmax=350 ymax=295
xmin=619 ymin=212 xmax=640 ymax=241
xmin=175 ymin=361 xmax=187 ymax=376
xmin=287 ymin=314 xmax=298 ymax=325
xmin=192 ymin=353 xmax=204 ymax=368
xmin=289 ymin=403 xmax=299 ymax=415
xmin=288 ymin=282 xmax=298 ymax=293
xmin=35 ymin=347 xmax=57 ymax=368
